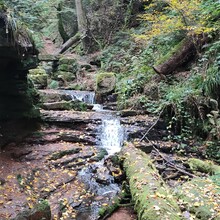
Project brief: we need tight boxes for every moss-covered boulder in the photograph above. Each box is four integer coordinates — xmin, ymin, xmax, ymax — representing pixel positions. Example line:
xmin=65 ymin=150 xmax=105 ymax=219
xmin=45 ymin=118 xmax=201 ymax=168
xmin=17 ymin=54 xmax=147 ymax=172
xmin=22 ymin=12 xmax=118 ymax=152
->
xmin=54 ymin=71 xmax=76 ymax=82
xmin=58 ymin=57 xmax=78 ymax=73
xmin=95 ymin=72 xmax=116 ymax=95
xmin=28 ymin=68 xmax=48 ymax=89
xmin=42 ymin=100 xmax=87 ymax=111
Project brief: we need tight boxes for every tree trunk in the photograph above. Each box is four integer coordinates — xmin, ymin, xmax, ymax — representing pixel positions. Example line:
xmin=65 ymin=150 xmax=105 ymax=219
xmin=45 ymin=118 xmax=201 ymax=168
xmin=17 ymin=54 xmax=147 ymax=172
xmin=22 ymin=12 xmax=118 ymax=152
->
xmin=122 ymin=143 xmax=182 ymax=220
xmin=153 ymin=39 xmax=196 ymax=75
xmin=54 ymin=33 xmax=80 ymax=55
xmin=57 ymin=3 xmax=70 ymax=43
xmin=75 ymin=0 xmax=91 ymax=53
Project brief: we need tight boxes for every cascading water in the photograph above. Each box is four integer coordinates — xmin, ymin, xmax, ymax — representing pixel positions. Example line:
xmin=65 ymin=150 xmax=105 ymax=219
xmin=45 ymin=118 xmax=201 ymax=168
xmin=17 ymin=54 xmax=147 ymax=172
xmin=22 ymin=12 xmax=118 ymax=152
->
xmin=64 ymin=89 xmax=126 ymax=219
xmin=63 ymin=90 xmax=95 ymax=104
xmin=99 ymin=117 xmax=124 ymax=155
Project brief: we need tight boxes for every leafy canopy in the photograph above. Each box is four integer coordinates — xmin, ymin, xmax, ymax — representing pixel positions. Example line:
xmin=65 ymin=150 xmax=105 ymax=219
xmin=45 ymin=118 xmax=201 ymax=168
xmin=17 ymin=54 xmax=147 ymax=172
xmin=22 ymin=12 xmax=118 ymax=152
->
xmin=139 ymin=0 xmax=220 ymax=40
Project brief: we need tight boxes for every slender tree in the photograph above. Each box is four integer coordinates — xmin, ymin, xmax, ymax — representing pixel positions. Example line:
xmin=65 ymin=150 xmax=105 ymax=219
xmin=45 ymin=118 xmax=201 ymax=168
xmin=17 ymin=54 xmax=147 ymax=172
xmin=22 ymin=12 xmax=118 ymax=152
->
xmin=75 ymin=0 xmax=91 ymax=52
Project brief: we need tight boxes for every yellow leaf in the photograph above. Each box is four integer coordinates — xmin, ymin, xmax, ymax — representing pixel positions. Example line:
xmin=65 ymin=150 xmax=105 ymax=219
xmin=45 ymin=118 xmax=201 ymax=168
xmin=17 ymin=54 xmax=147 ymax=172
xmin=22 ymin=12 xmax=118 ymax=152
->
xmin=0 ymin=201 xmax=4 ymax=205
xmin=194 ymin=202 xmax=200 ymax=207
xmin=43 ymin=188 xmax=50 ymax=192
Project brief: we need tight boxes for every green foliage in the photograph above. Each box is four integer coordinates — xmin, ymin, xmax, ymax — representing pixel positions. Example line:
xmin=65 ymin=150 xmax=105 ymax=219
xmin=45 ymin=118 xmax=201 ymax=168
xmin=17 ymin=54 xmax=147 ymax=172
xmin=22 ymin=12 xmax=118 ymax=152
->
xmin=48 ymin=80 xmax=59 ymax=89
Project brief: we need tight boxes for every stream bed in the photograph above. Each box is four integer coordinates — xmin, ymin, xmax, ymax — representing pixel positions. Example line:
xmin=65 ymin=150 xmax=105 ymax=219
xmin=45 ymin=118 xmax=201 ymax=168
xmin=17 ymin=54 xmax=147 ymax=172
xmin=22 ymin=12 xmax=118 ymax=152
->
xmin=0 ymin=90 xmax=131 ymax=220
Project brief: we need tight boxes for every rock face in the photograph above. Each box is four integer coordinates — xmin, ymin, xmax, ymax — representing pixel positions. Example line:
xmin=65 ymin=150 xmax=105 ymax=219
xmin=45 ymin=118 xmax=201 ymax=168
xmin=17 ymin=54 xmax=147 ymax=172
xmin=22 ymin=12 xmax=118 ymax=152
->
xmin=0 ymin=4 xmax=39 ymax=121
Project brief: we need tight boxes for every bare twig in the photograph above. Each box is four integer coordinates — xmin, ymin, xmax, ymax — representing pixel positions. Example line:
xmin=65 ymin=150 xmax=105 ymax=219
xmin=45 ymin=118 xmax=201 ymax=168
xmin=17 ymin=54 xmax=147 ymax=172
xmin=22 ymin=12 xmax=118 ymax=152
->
xmin=142 ymin=135 xmax=196 ymax=178
xmin=140 ymin=108 xmax=164 ymax=142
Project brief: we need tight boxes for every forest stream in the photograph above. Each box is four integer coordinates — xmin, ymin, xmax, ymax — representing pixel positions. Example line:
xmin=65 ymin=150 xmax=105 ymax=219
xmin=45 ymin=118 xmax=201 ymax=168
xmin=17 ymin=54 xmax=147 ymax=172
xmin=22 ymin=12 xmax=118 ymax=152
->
xmin=0 ymin=0 xmax=220 ymax=219
xmin=0 ymin=90 xmax=138 ymax=219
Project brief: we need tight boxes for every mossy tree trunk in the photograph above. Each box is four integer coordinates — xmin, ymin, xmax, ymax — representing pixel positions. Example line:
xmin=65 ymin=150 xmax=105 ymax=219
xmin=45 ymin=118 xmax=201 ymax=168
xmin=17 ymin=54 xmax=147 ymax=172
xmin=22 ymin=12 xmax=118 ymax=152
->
xmin=122 ymin=143 xmax=183 ymax=220
xmin=57 ymin=3 xmax=70 ymax=43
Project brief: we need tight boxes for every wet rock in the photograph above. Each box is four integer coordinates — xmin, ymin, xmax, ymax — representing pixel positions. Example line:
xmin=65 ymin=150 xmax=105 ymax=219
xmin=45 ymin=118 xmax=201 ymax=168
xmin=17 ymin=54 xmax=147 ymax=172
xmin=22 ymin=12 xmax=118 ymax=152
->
xmin=119 ymin=110 xmax=139 ymax=117
xmin=95 ymin=166 xmax=113 ymax=185
xmin=52 ymin=151 xmax=95 ymax=167
xmin=13 ymin=200 xmax=51 ymax=220
xmin=90 ymin=148 xmax=108 ymax=162
xmin=11 ymin=149 xmax=33 ymax=159
xmin=95 ymin=72 xmax=116 ymax=95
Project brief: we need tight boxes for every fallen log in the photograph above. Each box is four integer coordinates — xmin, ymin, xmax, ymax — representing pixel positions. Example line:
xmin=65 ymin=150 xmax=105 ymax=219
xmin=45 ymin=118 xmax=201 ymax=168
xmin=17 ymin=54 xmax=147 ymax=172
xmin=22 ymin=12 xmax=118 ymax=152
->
xmin=153 ymin=39 xmax=196 ymax=75
xmin=187 ymin=158 xmax=220 ymax=175
xmin=175 ymin=176 xmax=220 ymax=219
xmin=54 ymin=33 xmax=81 ymax=55
xmin=122 ymin=143 xmax=183 ymax=220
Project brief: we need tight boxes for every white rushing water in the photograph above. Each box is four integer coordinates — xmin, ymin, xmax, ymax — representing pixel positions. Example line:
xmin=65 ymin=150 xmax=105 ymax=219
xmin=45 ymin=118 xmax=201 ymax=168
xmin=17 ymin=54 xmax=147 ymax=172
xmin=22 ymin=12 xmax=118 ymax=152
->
xmin=100 ymin=118 xmax=124 ymax=155
xmin=63 ymin=90 xmax=95 ymax=104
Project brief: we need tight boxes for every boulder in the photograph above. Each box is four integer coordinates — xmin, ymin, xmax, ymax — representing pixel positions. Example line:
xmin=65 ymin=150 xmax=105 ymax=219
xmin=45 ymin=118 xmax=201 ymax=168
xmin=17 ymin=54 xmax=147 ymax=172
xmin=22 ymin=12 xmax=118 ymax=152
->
xmin=95 ymin=72 xmax=116 ymax=95
xmin=28 ymin=68 xmax=48 ymax=89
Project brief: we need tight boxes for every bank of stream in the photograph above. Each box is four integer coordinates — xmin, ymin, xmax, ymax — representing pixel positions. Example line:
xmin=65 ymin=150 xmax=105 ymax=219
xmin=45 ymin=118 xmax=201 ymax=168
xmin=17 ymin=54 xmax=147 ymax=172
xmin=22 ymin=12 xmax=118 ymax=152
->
xmin=0 ymin=90 xmax=136 ymax=219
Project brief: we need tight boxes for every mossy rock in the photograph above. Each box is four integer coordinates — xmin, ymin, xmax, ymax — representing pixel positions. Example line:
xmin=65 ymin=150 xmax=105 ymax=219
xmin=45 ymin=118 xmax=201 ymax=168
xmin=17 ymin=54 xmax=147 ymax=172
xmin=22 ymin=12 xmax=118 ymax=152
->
xmin=29 ymin=68 xmax=47 ymax=75
xmin=59 ymin=57 xmax=77 ymax=65
xmin=39 ymin=90 xmax=72 ymax=103
xmin=55 ymin=71 xmax=76 ymax=81
xmin=58 ymin=64 xmax=75 ymax=72
xmin=96 ymin=72 xmax=116 ymax=94
xmin=28 ymin=68 xmax=48 ymax=89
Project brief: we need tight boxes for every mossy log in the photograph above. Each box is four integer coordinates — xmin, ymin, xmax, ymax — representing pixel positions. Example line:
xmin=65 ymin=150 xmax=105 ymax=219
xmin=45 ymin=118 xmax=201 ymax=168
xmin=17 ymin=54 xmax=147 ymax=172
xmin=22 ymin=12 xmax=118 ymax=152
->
xmin=175 ymin=176 xmax=220 ymax=219
xmin=54 ymin=33 xmax=81 ymax=55
xmin=187 ymin=158 xmax=220 ymax=175
xmin=153 ymin=39 xmax=196 ymax=75
xmin=122 ymin=143 xmax=183 ymax=220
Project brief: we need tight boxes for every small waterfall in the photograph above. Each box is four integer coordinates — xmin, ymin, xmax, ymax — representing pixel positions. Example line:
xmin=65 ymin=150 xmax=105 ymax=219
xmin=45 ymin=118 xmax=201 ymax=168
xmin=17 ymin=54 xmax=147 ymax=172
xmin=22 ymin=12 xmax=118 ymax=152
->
xmin=100 ymin=118 xmax=124 ymax=155
xmin=63 ymin=90 xmax=95 ymax=104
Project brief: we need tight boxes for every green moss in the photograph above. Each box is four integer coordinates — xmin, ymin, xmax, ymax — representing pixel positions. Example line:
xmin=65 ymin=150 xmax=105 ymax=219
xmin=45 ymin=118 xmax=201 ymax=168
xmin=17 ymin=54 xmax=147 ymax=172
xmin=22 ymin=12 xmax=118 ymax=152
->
xmin=155 ymin=39 xmax=186 ymax=65
xmin=96 ymin=72 xmax=116 ymax=94
xmin=48 ymin=80 xmax=59 ymax=89
xmin=49 ymin=148 xmax=81 ymax=160
xmin=36 ymin=200 xmax=50 ymax=212
xmin=188 ymin=158 xmax=220 ymax=174
xmin=55 ymin=71 xmax=76 ymax=81
xmin=123 ymin=145 xmax=183 ymax=220
xmin=29 ymin=68 xmax=46 ymax=75
xmin=175 ymin=177 xmax=220 ymax=219
xmin=28 ymin=74 xmax=48 ymax=89
xmin=96 ymin=72 xmax=115 ymax=85
xmin=58 ymin=64 xmax=71 ymax=72
xmin=59 ymin=57 xmax=77 ymax=65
